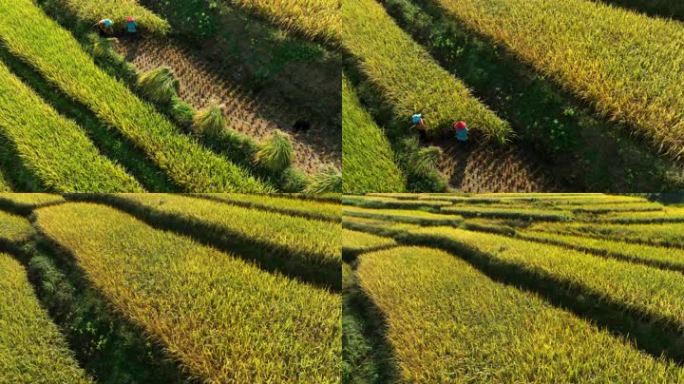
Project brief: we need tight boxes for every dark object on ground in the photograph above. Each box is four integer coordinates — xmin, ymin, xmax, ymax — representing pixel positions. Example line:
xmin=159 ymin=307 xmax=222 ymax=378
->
xmin=292 ymin=119 xmax=311 ymax=133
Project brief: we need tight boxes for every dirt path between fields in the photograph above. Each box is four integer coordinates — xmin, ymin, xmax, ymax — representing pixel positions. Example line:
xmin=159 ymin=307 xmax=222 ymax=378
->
xmin=115 ymin=38 xmax=340 ymax=175
xmin=431 ymin=137 xmax=559 ymax=192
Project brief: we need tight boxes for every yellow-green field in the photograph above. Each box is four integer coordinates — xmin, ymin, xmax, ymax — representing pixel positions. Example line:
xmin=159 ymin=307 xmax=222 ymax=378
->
xmin=343 ymin=193 xmax=684 ymax=382
xmin=0 ymin=193 xmax=341 ymax=383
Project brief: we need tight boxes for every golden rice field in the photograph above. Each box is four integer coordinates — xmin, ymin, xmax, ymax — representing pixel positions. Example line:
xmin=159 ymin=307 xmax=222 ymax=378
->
xmin=341 ymin=0 xmax=684 ymax=193
xmin=343 ymin=193 xmax=684 ymax=383
xmin=0 ymin=193 xmax=341 ymax=383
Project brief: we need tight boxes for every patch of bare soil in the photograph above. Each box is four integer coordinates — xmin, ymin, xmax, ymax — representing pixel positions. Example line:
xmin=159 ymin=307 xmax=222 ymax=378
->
xmin=115 ymin=37 xmax=340 ymax=175
xmin=432 ymin=138 xmax=559 ymax=192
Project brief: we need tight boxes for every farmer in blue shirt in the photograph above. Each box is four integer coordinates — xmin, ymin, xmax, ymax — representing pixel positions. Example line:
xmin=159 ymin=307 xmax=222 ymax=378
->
xmin=453 ymin=120 xmax=469 ymax=143
xmin=411 ymin=113 xmax=428 ymax=141
xmin=97 ymin=18 xmax=114 ymax=36
xmin=125 ymin=16 xmax=138 ymax=35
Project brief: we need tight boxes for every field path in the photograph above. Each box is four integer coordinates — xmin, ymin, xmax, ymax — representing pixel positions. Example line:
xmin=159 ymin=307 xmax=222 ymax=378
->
xmin=116 ymin=37 xmax=340 ymax=175
xmin=433 ymin=138 xmax=559 ymax=192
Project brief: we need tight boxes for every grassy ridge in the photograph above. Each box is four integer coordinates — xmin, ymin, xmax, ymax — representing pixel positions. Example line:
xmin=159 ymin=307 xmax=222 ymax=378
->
xmin=226 ymin=0 xmax=340 ymax=42
xmin=0 ymin=60 xmax=144 ymax=192
xmin=428 ymin=0 xmax=684 ymax=157
xmin=0 ymin=253 xmax=93 ymax=384
xmin=198 ymin=193 xmax=341 ymax=222
xmin=57 ymin=0 xmax=170 ymax=35
xmin=343 ymin=195 xmax=450 ymax=209
xmin=517 ymin=230 xmax=684 ymax=272
xmin=342 ymin=75 xmax=405 ymax=193
xmin=0 ymin=0 xmax=270 ymax=192
xmin=404 ymin=227 xmax=684 ymax=333
xmin=35 ymin=202 xmax=341 ymax=383
xmin=0 ymin=171 xmax=10 ymax=192
xmin=356 ymin=246 xmax=684 ymax=383
xmin=341 ymin=0 xmax=511 ymax=140
xmin=598 ymin=208 xmax=684 ymax=223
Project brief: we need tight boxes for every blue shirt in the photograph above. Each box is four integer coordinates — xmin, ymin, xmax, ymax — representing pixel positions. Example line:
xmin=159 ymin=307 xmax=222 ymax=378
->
xmin=411 ymin=114 xmax=422 ymax=125
xmin=455 ymin=128 xmax=469 ymax=142
xmin=127 ymin=21 xmax=137 ymax=33
xmin=103 ymin=19 xmax=113 ymax=28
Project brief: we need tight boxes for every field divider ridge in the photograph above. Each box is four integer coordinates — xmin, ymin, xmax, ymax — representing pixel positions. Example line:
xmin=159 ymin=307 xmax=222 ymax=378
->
xmin=65 ymin=194 xmax=340 ymax=291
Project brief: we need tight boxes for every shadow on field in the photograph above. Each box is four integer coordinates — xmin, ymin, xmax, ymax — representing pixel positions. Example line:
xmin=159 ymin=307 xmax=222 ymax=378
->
xmin=397 ymin=232 xmax=684 ymax=365
xmin=0 ymin=215 xmax=192 ymax=384
xmin=0 ymin=43 xmax=179 ymax=193
xmin=65 ymin=194 xmax=341 ymax=292
xmin=344 ymin=260 xmax=401 ymax=384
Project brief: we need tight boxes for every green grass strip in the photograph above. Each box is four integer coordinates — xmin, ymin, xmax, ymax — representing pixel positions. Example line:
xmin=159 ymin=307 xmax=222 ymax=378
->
xmin=529 ymin=221 xmax=684 ymax=248
xmin=58 ymin=0 xmax=169 ymax=35
xmin=342 ymin=75 xmax=405 ymax=193
xmin=35 ymin=202 xmax=341 ymax=383
xmin=198 ymin=193 xmax=341 ymax=222
xmin=340 ymin=0 xmax=511 ymax=139
xmin=0 ymin=59 xmax=143 ymax=192
xmin=570 ymin=203 xmax=663 ymax=213
xmin=357 ymin=246 xmax=684 ymax=383
xmin=404 ymin=227 xmax=684 ymax=333
xmin=0 ymin=253 xmax=93 ymax=384
xmin=343 ymin=215 xmax=422 ymax=237
xmin=344 ymin=205 xmax=462 ymax=225
xmin=427 ymin=0 xmax=684 ymax=158
xmin=518 ymin=230 xmax=684 ymax=272
xmin=441 ymin=205 xmax=573 ymax=221
xmin=0 ymin=0 xmax=270 ymax=192
xmin=0 ymin=171 xmax=10 ymax=192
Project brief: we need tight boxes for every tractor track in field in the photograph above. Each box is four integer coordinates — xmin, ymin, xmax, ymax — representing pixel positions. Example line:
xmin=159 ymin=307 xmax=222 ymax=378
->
xmin=115 ymin=37 xmax=340 ymax=175
xmin=431 ymin=138 xmax=560 ymax=192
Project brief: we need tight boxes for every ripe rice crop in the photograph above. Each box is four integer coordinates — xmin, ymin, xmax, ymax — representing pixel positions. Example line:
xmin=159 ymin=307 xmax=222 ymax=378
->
xmin=102 ymin=193 xmax=341 ymax=286
xmin=0 ymin=193 xmax=64 ymax=215
xmin=344 ymin=205 xmax=463 ymax=226
xmin=34 ymin=202 xmax=341 ymax=383
xmin=340 ymin=0 xmax=511 ymax=140
xmin=597 ymin=207 xmax=684 ymax=224
xmin=0 ymin=252 xmax=92 ymax=383
xmin=59 ymin=0 xmax=170 ymax=35
xmin=0 ymin=0 xmax=270 ymax=192
xmin=199 ymin=193 xmax=341 ymax=222
xmin=441 ymin=205 xmax=573 ymax=221
xmin=529 ymin=221 xmax=684 ymax=248
xmin=343 ymin=195 xmax=450 ymax=209
xmin=343 ymin=215 xmax=422 ymax=236
xmin=0 ymin=210 xmax=34 ymax=245
xmin=342 ymin=75 xmax=405 ymax=193
xmin=517 ymin=230 xmax=684 ymax=272
xmin=0 ymin=60 xmax=143 ymax=192
xmin=403 ymin=227 xmax=684 ymax=332
xmin=356 ymin=246 xmax=684 ymax=382
xmin=342 ymin=228 xmax=396 ymax=257
xmin=226 ymin=0 xmax=340 ymax=42
xmin=569 ymin=203 xmax=663 ymax=214
xmin=428 ymin=0 xmax=684 ymax=157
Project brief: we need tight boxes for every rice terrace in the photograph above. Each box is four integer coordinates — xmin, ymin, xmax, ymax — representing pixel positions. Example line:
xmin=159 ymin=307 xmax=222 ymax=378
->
xmin=0 ymin=193 xmax=341 ymax=383
xmin=0 ymin=0 xmax=341 ymax=193
xmin=343 ymin=193 xmax=684 ymax=383
xmin=342 ymin=0 xmax=684 ymax=193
